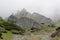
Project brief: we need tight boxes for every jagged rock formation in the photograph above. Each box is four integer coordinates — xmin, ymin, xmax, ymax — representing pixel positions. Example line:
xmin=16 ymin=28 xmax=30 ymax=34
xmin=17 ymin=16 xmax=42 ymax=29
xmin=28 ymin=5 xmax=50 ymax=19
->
xmin=15 ymin=8 xmax=53 ymax=25
xmin=8 ymin=8 xmax=54 ymax=29
xmin=16 ymin=17 xmax=41 ymax=29
xmin=15 ymin=8 xmax=30 ymax=19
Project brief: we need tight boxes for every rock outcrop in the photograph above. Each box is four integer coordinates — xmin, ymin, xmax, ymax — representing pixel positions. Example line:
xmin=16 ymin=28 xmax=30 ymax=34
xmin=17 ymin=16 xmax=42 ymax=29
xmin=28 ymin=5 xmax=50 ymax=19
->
xmin=8 ymin=14 xmax=17 ymax=23
xmin=16 ymin=17 xmax=41 ymax=29
xmin=30 ymin=12 xmax=53 ymax=25
xmin=8 ymin=8 xmax=54 ymax=29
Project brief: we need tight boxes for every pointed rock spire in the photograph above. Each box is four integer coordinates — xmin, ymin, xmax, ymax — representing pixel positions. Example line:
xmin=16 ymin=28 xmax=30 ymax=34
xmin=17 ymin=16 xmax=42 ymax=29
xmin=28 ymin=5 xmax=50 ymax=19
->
xmin=20 ymin=8 xmax=27 ymax=12
xmin=18 ymin=8 xmax=28 ymax=17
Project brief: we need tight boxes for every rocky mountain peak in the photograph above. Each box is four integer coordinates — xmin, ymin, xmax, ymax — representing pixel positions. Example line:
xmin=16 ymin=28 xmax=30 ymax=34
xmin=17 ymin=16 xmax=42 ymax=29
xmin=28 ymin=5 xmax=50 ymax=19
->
xmin=15 ymin=8 xmax=29 ymax=19
xmin=20 ymin=8 xmax=27 ymax=13
xmin=8 ymin=9 xmax=54 ymax=29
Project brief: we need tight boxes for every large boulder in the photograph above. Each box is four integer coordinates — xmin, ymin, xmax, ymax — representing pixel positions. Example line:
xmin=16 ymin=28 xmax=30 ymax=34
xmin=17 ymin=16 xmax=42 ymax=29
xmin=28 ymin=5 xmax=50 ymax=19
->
xmin=30 ymin=12 xmax=54 ymax=25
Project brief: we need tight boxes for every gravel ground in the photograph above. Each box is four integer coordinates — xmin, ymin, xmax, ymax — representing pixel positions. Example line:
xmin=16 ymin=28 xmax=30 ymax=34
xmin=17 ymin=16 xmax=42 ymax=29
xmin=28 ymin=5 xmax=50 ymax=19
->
xmin=12 ymin=34 xmax=51 ymax=40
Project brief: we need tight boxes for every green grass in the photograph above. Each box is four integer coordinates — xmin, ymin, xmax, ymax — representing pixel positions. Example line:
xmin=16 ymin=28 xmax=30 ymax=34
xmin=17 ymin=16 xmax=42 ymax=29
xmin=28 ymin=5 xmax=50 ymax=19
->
xmin=0 ymin=31 xmax=13 ymax=40
xmin=0 ymin=20 xmax=58 ymax=40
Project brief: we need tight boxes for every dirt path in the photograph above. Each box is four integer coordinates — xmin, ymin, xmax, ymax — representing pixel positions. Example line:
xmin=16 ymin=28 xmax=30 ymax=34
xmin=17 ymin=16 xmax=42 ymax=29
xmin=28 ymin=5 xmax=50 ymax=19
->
xmin=12 ymin=34 xmax=51 ymax=40
xmin=12 ymin=35 xmax=25 ymax=40
xmin=40 ymin=34 xmax=51 ymax=40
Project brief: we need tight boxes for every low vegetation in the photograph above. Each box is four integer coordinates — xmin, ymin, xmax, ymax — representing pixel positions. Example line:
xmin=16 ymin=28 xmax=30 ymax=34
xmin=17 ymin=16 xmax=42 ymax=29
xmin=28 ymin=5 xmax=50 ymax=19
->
xmin=0 ymin=31 xmax=13 ymax=40
xmin=0 ymin=19 xmax=60 ymax=40
xmin=0 ymin=20 xmax=26 ymax=39
xmin=0 ymin=20 xmax=42 ymax=39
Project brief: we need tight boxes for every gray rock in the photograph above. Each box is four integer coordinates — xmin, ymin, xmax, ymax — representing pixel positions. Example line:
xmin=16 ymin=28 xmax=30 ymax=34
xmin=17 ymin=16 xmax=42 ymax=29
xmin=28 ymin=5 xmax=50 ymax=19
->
xmin=8 ymin=14 xmax=17 ymax=23
xmin=8 ymin=8 xmax=54 ymax=29
xmin=16 ymin=17 xmax=41 ymax=29
xmin=30 ymin=12 xmax=54 ymax=25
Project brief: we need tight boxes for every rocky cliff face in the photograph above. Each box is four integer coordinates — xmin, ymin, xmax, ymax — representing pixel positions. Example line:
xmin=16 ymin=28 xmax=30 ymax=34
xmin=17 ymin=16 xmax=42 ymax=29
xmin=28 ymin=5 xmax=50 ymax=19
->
xmin=8 ymin=8 xmax=54 ymax=29
xmin=16 ymin=17 xmax=41 ymax=29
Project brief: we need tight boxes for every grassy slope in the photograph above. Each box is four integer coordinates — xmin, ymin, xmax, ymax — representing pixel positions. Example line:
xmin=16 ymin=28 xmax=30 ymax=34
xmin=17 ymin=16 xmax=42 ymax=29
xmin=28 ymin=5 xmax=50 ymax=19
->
xmin=0 ymin=31 xmax=13 ymax=40
xmin=0 ymin=20 xmax=59 ymax=40
xmin=0 ymin=20 xmax=19 ymax=40
xmin=0 ymin=26 xmax=56 ymax=40
xmin=50 ymin=22 xmax=60 ymax=40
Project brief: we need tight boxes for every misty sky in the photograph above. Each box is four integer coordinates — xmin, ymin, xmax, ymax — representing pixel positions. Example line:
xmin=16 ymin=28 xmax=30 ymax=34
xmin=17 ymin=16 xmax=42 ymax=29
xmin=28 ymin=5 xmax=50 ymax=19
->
xmin=0 ymin=0 xmax=60 ymax=21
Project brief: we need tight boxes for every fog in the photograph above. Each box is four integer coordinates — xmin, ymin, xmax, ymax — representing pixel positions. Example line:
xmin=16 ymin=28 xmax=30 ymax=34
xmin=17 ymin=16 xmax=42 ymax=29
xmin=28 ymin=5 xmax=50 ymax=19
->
xmin=0 ymin=0 xmax=60 ymax=21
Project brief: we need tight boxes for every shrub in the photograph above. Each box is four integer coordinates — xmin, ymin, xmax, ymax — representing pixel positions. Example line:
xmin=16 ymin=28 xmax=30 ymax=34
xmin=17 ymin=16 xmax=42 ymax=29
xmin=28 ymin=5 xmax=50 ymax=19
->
xmin=56 ymin=27 xmax=60 ymax=31
xmin=0 ymin=33 xmax=3 ymax=39
xmin=2 ymin=30 xmax=7 ymax=33
xmin=12 ymin=30 xmax=19 ymax=34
